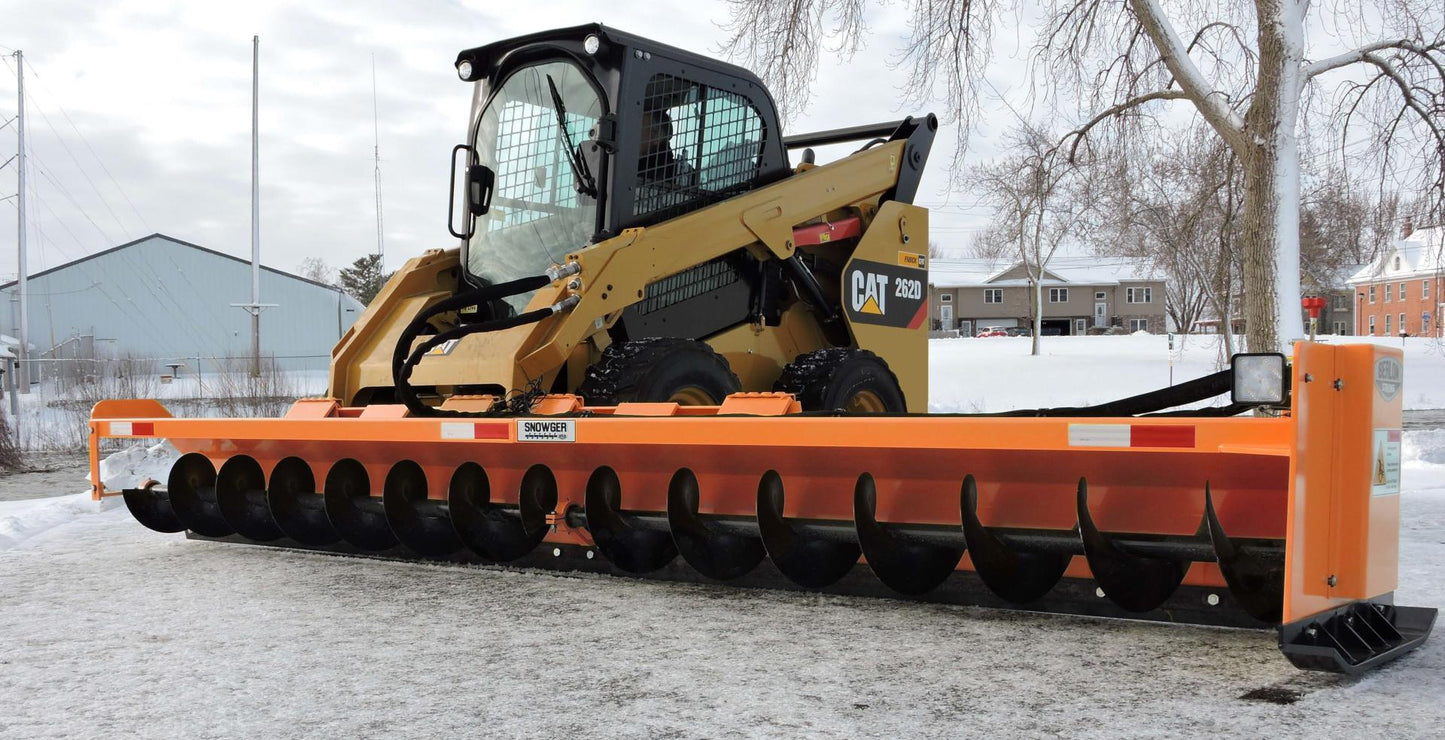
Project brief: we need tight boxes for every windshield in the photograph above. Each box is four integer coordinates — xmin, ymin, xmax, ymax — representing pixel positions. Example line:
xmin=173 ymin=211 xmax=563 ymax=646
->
xmin=468 ymin=61 xmax=602 ymax=315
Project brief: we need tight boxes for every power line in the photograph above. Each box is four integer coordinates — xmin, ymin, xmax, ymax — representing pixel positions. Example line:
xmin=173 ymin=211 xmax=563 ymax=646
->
xmin=24 ymin=148 xmax=115 ymax=244
xmin=24 ymin=59 xmax=151 ymax=233
xmin=21 ymin=89 xmax=134 ymax=238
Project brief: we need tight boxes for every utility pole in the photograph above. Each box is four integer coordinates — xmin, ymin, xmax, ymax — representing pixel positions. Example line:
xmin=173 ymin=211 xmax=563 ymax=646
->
xmin=14 ymin=51 xmax=29 ymax=395
xmin=232 ymin=36 xmax=274 ymax=376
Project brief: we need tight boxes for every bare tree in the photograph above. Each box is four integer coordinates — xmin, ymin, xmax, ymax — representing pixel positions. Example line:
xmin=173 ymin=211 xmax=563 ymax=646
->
xmin=722 ymin=0 xmax=1445 ymax=353
xmin=1090 ymin=130 xmax=1244 ymax=355
xmin=971 ymin=123 xmax=1094 ymax=354
xmin=297 ymin=257 xmax=337 ymax=286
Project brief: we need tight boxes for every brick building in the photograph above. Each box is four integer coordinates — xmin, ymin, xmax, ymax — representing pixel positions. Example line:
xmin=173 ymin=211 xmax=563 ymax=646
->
xmin=1347 ymin=219 xmax=1443 ymax=338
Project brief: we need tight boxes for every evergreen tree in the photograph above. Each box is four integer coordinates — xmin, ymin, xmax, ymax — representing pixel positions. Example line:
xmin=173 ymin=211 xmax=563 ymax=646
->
xmin=338 ymin=253 xmax=394 ymax=305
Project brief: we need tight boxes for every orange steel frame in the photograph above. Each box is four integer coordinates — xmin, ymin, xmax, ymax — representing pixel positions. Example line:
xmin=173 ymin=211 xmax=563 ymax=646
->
xmin=88 ymin=342 xmax=1403 ymax=626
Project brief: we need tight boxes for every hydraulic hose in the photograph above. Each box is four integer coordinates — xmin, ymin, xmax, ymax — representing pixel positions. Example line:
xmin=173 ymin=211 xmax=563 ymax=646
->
xmin=391 ymin=265 xmax=579 ymax=417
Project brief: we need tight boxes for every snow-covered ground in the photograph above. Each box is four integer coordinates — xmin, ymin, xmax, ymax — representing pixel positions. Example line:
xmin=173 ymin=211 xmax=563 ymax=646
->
xmin=0 ymin=337 xmax=1442 ymax=736
xmin=930 ymin=334 xmax=1445 ymax=412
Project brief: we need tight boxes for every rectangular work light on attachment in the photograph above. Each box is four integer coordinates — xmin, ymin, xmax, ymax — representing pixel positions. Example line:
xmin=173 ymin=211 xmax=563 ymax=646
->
xmin=1232 ymin=353 xmax=1289 ymax=406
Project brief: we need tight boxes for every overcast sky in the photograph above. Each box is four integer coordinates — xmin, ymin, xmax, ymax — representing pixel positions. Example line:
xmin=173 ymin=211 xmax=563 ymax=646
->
xmin=0 ymin=0 xmax=1019 ymax=282
xmin=0 ymin=1 xmax=1423 ymax=283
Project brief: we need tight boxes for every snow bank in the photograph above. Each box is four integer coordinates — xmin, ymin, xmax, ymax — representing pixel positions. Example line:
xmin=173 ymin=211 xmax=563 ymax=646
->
xmin=89 ymin=440 xmax=181 ymax=490
xmin=1405 ymin=430 xmax=1445 ymax=467
xmin=929 ymin=334 xmax=1445 ymax=413
xmin=0 ymin=493 xmax=118 ymax=551
xmin=1 ymin=443 xmax=177 ymax=551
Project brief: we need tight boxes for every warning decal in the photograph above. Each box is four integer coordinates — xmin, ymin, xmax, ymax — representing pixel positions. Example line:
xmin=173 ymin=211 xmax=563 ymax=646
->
xmin=1371 ymin=428 xmax=1401 ymax=497
xmin=897 ymin=251 xmax=927 ymax=270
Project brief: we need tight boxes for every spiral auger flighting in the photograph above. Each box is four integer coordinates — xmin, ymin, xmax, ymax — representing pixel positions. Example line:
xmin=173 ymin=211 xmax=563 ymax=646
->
xmin=99 ymin=341 xmax=1436 ymax=675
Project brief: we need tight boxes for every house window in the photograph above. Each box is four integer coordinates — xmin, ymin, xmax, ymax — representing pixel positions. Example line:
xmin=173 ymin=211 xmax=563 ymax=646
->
xmin=1400 ymin=313 xmax=1407 ymax=334
xmin=1400 ymin=282 xmax=1407 ymax=300
xmin=1369 ymin=286 xmax=1376 ymax=303
xmin=1385 ymin=314 xmax=1392 ymax=334
xmin=1394 ymin=256 xmax=1401 ymax=270
xmin=1127 ymin=287 xmax=1152 ymax=303
xmin=1074 ymin=318 xmax=1087 ymax=334
xmin=1385 ymin=283 xmax=1392 ymax=302
xmin=939 ymin=293 xmax=952 ymax=303
xmin=1049 ymin=287 xmax=1068 ymax=303
xmin=1335 ymin=295 xmax=1348 ymax=309
xmin=1095 ymin=291 xmax=1106 ymax=300
xmin=1369 ymin=315 xmax=1376 ymax=334
xmin=984 ymin=289 xmax=1002 ymax=304
xmin=1333 ymin=321 xmax=1347 ymax=335
xmin=1128 ymin=318 xmax=1149 ymax=332
xmin=1425 ymin=280 xmax=1431 ymax=299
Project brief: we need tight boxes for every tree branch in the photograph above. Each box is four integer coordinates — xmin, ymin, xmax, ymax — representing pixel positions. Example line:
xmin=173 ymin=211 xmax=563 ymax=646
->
xmin=1304 ymin=38 xmax=1445 ymax=80
xmin=1060 ymin=89 xmax=1189 ymax=162
xmin=1126 ymin=0 xmax=1248 ymax=148
xmin=1358 ymin=51 xmax=1445 ymax=155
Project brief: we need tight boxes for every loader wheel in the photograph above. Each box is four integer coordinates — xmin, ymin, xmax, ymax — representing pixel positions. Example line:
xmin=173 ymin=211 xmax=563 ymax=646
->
xmin=774 ymin=348 xmax=906 ymax=413
xmin=577 ymin=338 xmax=741 ymax=406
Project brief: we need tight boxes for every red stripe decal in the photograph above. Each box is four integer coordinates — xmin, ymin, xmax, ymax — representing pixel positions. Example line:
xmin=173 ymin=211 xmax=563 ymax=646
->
xmin=473 ymin=423 xmax=509 ymax=440
xmin=907 ymin=300 xmax=928 ymax=330
xmin=1129 ymin=425 xmax=1195 ymax=448
xmin=132 ymin=422 xmax=155 ymax=436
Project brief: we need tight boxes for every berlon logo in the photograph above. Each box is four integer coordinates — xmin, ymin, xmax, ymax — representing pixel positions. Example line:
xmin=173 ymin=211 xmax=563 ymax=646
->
xmin=1375 ymin=356 xmax=1403 ymax=402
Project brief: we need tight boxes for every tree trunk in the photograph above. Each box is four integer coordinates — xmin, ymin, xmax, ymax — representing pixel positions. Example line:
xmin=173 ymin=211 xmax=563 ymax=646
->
xmin=1032 ymin=279 xmax=1042 ymax=355
xmin=1240 ymin=0 xmax=1307 ymax=353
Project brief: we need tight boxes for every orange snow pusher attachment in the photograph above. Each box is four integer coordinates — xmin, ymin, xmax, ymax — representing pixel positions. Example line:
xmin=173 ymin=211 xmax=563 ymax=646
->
xmin=91 ymin=340 xmax=1433 ymax=674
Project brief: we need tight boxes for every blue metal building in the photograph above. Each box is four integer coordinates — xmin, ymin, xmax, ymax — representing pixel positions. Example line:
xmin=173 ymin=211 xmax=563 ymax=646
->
xmin=0 ymin=234 xmax=364 ymax=373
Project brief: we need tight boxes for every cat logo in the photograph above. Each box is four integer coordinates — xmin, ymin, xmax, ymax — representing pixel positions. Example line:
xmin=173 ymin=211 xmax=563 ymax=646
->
xmin=851 ymin=271 xmax=889 ymax=315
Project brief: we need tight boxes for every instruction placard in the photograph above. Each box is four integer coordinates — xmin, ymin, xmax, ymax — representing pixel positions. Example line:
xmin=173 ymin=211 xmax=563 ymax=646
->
xmin=1370 ymin=428 xmax=1401 ymax=497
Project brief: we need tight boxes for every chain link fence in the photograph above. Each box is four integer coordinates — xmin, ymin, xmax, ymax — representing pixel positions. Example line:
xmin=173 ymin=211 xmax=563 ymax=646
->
xmin=5 ymin=353 xmax=332 ymax=452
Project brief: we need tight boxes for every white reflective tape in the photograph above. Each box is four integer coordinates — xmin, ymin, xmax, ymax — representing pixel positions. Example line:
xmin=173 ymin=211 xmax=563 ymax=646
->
xmin=440 ymin=422 xmax=473 ymax=440
xmin=1067 ymin=424 xmax=1130 ymax=447
xmin=110 ymin=421 xmax=133 ymax=436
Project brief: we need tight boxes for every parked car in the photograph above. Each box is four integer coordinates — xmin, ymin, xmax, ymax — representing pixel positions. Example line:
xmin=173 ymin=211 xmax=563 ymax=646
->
xmin=1005 ymin=327 xmax=1032 ymax=337
xmin=976 ymin=327 xmax=1009 ymax=337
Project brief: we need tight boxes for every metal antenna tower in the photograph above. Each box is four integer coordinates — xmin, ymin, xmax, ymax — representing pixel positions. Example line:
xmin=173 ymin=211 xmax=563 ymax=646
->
xmin=372 ymin=54 xmax=384 ymax=271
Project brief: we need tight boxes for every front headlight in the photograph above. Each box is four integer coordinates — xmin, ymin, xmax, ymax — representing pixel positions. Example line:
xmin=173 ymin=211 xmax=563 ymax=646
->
xmin=1231 ymin=353 xmax=1288 ymax=405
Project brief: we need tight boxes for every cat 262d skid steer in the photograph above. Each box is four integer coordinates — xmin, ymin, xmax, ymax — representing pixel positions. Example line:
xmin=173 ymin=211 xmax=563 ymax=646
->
xmin=92 ymin=24 xmax=1433 ymax=674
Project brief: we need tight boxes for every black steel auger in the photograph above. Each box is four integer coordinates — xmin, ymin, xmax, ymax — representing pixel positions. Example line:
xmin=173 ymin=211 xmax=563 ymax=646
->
xmin=126 ymin=456 xmax=1291 ymax=630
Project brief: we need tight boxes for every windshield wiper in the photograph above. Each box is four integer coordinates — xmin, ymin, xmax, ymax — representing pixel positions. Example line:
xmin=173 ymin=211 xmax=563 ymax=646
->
xmin=546 ymin=75 xmax=597 ymax=198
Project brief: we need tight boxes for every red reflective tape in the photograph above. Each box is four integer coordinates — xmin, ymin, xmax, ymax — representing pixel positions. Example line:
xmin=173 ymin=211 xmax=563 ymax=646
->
xmin=472 ymin=423 xmax=509 ymax=440
xmin=132 ymin=422 xmax=155 ymax=436
xmin=1129 ymin=425 xmax=1195 ymax=448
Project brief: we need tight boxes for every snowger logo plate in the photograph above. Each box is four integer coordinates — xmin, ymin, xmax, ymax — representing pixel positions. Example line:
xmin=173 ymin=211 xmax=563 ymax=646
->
xmin=1374 ymin=357 xmax=1403 ymax=402
xmin=844 ymin=259 xmax=927 ymax=329
xmin=517 ymin=419 xmax=576 ymax=442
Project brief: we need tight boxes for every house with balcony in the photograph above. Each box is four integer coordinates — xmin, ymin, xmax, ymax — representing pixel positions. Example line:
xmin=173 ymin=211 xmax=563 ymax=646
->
xmin=928 ymin=258 xmax=1166 ymax=336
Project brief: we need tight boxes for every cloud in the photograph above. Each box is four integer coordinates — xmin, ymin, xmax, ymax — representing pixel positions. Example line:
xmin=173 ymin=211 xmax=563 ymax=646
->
xmin=0 ymin=0 xmax=1006 ymax=282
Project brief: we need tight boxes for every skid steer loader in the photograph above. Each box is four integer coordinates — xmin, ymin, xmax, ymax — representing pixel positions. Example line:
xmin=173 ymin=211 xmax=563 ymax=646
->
xmin=92 ymin=24 xmax=1434 ymax=675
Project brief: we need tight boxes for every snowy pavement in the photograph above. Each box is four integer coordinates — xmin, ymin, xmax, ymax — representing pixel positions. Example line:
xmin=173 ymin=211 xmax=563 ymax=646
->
xmin=0 ymin=444 xmax=1441 ymax=737
xmin=1 ymin=337 xmax=1443 ymax=736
